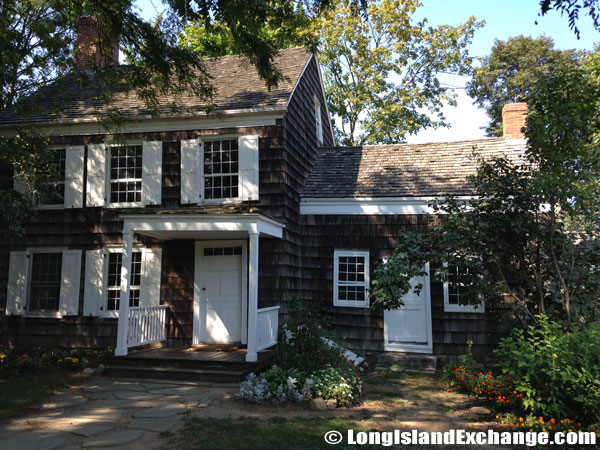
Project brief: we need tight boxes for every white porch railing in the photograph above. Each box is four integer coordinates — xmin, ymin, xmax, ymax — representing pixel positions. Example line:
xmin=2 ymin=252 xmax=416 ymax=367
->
xmin=256 ymin=305 xmax=280 ymax=352
xmin=127 ymin=305 xmax=168 ymax=348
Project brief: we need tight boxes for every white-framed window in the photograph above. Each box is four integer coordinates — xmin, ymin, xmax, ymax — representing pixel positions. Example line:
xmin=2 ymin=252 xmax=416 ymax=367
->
xmin=27 ymin=250 xmax=63 ymax=313
xmin=443 ymin=262 xmax=485 ymax=313
xmin=38 ymin=148 xmax=66 ymax=207
xmin=6 ymin=248 xmax=82 ymax=317
xmin=333 ymin=250 xmax=370 ymax=307
xmin=203 ymin=138 xmax=239 ymax=200
xmin=103 ymin=248 xmax=142 ymax=315
xmin=315 ymin=96 xmax=323 ymax=144
xmin=108 ymin=144 xmax=143 ymax=205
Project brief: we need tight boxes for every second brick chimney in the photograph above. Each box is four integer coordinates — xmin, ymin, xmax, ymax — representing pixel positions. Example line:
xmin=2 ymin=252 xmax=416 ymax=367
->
xmin=76 ymin=16 xmax=119 ymax=70
xmin=502 ymin=102 xmax=527 ymax=139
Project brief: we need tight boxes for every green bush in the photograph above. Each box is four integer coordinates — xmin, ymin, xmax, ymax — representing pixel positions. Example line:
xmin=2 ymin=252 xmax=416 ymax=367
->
xmin=275 ymin=298 xmax=344 ymax=375
xmin=312 ymin=358 xmax=363 ymax=406
xmin=493 ymin=316 xmax=600 ymax=425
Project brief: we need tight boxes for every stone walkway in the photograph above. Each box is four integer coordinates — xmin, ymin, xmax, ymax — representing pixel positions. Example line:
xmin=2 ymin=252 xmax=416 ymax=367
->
xmin=0 ymin=377 xmax=237 ymax=450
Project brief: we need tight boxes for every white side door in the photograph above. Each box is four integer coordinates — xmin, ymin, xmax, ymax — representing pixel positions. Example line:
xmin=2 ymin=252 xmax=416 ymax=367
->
xmin=384 ymin=263 xmax=432 ymax=353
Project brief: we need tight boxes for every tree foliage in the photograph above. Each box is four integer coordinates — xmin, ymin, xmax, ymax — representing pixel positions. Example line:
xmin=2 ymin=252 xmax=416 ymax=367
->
xmin=538 ymin=0 xmax=600 ymax=39
xmin=0 ymin=0 xmax=330 ymax=237
xmin=466 ymin=36 xmax=580 ymax=136
xmin=315 ymin=0 xmax=482 ymax=145
xmin=371 ymin=52 xmax=600 ymax=327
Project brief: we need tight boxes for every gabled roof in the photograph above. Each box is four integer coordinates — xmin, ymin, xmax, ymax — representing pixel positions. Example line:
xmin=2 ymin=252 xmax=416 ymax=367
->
xmin=0 ymin=47 xmax=312 ymax=125
xmin=302 ymin=138 xmax=527 ymax=198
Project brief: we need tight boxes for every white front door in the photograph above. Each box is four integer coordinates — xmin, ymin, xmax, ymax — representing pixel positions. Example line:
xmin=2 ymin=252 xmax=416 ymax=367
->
xmin=193 ymin=241 xmax=248 ymax=345
xmin=384 ymin=263 xmax=432 ymax=353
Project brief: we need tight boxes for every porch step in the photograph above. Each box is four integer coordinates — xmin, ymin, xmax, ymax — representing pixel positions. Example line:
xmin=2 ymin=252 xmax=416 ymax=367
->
xmin=107 ymin=346 xmax=274 ymax=383
xmin=107 ymin=365 xmax=248 ymax=383
xmin=376 ymin=353 xmax=438 ymax=374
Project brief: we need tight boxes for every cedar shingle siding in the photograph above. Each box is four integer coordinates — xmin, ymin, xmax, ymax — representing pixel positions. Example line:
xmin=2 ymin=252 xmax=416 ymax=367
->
xmin=1 ymin=46 xmax=520 ymax=357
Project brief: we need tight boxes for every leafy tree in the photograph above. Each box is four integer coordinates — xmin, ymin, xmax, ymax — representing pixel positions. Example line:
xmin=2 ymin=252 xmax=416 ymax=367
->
xmin=371 ymin=51 xmax=600 ymax=327
xmin=466 ymin=35 xmax=580 ymax=136
xmin=179 ymin=1 xmax=318 ymax=58
xmin=538 ymin=0 xmax=600 ymax=39
xmin=0 ymin=0 xmax=330 ymax=236
xmin=315 ymin=0 xmax=482 ymax=145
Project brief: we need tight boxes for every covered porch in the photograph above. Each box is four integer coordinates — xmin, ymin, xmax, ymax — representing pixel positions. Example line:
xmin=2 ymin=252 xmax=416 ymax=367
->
xmin=113 ymin=213 xmax=285 ymax=362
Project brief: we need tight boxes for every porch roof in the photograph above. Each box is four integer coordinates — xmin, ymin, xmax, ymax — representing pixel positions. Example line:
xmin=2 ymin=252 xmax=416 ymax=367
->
xmin=120 ymin=213 xmax=285 ymax=240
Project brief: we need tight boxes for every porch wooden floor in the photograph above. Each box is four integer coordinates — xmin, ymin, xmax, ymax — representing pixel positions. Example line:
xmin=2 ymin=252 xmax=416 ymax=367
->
xmin=108 ymin=345 xmax=275 ymax=382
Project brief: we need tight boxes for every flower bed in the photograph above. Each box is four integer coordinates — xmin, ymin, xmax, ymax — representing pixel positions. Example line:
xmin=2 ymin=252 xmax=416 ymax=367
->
xmin=239 ymin=300 xmax=363 ymax=407
xmin=442 ymin=317 xmax=600 ymax=437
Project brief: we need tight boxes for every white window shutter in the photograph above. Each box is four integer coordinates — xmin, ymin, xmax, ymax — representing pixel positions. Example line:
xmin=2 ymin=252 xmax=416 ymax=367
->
xmin=6 ymin=251 xmax=27 ymax=315
xmin=142 ymin=141 xmax=162 ymax=205
xmin=58 ymin=249 xmax=82 ymax=316
xmin=64 ymin=146 xmax=85 ymax=208
xmin=238 ymin=135 xmax=259 ymax=201
xmin=86 ymin=143 xmax=106 ymax=207
xmin=83 ymin=250 xmax=104 ymax=316
xmin=180 ymin=139 xmax=199 ymax=205
xmin=140 ymin=248 xmax=162 ymax=307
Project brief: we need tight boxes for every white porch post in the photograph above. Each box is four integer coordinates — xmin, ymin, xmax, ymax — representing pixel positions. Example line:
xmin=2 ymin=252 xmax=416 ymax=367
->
xmin=115 ymin=230 xmax=133 ymax=356
xmin=246 ymin=231 xmax=259 ymax=362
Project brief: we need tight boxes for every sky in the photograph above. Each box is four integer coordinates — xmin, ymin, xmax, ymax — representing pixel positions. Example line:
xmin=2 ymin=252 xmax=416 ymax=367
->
xmin=134 ymin=0 xmax=600 ymax=143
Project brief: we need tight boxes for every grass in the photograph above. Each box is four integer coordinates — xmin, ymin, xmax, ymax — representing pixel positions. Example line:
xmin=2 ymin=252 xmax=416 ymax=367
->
xmin=166 ymin=417 xmax=461 ymax=450
xmin=0 ymin=372 xmax=81 ymax=422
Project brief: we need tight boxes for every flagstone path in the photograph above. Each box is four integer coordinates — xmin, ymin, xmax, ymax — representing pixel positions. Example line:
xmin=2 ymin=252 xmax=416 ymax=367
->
xmin=0 ymin=377 xmax=237 ymax=450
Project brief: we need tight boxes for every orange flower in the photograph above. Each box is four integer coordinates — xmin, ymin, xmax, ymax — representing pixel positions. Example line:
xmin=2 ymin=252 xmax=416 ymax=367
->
xmin=447 ymin=388 xmax=451 ymax=392
xmin=539 ymin=417 xmax=544 ymax=423
xmin=549 ymin=425 xmax=553 ymax=430
xmin=519 ymin=417 xmax=524 ymax=422
xmin=550 ymin=418 xmax=556 ymax=424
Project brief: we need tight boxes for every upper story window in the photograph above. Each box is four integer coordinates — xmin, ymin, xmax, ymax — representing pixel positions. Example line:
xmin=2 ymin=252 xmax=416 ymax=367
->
xmin=443 ymin=262 xmax=484 ymax=313
xmin=333 ymin=250 xmax=370 ymax=307
xmin=38 ymin=148 xmax=66 ymax=206
xmin=315 ymin=96 xmax=323 ymax=144
xmin=106 ymin=249 xmax=142 ymax=313
xmin=109 ymin=145 xmax=143 ymax=204
xmin=203 ymin=139 xmax=239 ymax=200
xmin=28 ymin=251 xmax=63 ymax=312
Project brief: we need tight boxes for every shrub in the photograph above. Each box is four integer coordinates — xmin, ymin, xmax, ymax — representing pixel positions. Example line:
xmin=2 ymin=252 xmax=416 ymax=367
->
xmin=275 ymin=298 xmax=344 ymax=375
xmin=239 ymin=365 xmax=313 ymax=404
xmin=312 ymin=358 xmax=363 ymax=406
xmin=493 ymin=316 xmax=600 ymax=425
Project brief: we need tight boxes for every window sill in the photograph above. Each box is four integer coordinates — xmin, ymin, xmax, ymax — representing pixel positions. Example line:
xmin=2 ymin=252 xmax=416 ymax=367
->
xmin=36 ymin=204 xmax=65 ymax=210
xmin=444 ymin=305 xmax=485 ymax=314
xmin=23 ymin=312 xmax=63 ymax=319
xmin=107 ymin=203 xmax=144 ymax=208
xmin=333 ymin=300 xmax=370 ymax=308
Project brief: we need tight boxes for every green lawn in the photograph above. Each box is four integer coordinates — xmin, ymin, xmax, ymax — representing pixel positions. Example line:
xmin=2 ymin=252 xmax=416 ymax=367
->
xmin=0 ymin=373 xmax=81 ymax=422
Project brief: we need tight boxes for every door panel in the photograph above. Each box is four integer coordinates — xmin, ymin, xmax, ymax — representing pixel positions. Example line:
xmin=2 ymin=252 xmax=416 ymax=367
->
xmin=384 ymin=265 xmax=432 ymax=353
xmin=200 ymin=252 xmax=242 ymax=343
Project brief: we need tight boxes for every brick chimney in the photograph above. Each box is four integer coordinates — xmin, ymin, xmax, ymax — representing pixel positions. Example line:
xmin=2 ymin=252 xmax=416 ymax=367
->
xmin=76 ymin=16 xmax=119 ymax=70
xmin=502 ymin=102 xmax=527 ymax=139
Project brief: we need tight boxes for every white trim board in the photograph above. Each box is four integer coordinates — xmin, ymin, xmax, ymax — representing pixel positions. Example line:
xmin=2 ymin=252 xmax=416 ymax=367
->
xmin=300 ymin=197 xmax=476 ymax=215
xmin=0 ymin=111 xmax=284 ymax=137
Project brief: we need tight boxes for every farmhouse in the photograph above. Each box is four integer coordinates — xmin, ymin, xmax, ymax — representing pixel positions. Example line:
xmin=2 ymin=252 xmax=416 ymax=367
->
xmin=0 ymin=18 xmax=526 ymax=374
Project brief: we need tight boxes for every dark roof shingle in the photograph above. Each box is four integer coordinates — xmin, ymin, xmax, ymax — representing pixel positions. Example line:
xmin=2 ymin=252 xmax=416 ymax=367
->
xmin=302 ymin=138 xmax=527 ymax=198
xmin=0 ymin=47 xmax=311 ymax=125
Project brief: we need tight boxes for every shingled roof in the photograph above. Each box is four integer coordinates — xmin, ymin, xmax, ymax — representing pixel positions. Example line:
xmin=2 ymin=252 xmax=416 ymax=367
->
xmin=302 ymin=138 xmax=527 ymax=198
xmin=0 ymin=47 xmax=312 ymax=125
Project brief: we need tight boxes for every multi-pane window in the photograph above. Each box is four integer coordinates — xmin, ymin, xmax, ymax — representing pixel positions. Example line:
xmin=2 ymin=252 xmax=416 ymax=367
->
xmin=110 ymin=145 xmax=142 ymax=204
xmin=106 ymin=251 xmax=141 ymax=311
xmin=28 ymin=252 xmax=63 ymax=312
xmin=39 ymin=148 xmax=66 ymax=206
xmin=203 ymin=139 xmax=239 ymax=200
xmin=333 ymin=250 xmax=370 ymax=307
xmin=444 ymin=263 xmax=484 ymax=313
xmin=203 ymin=246 xmax=242 ymax=256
